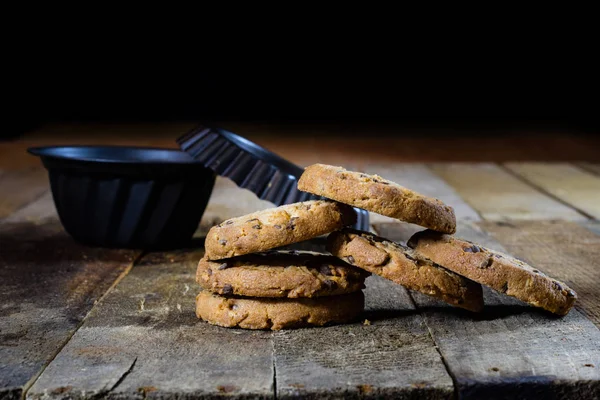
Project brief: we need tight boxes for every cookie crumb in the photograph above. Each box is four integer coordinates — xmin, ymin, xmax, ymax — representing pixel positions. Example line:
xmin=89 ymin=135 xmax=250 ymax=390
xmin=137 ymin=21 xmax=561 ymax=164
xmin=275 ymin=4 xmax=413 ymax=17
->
xmin=356 ymin=384 xmax=373 ymax=394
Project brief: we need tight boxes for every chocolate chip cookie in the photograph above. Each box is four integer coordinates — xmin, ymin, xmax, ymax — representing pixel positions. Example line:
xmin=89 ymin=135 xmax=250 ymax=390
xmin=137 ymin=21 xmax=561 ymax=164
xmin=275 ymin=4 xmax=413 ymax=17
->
xmin=297 ymin=163 xmax=456 ymax=233
xmin=327 ymin=229 xmax=484 ymax=312
xmin=407 ymin=229 xmax=577 ymax=315
xmin=195 ymin=290 xmax=365 ymax=330
xmin=196 ymin=250 xmax=370 ymax=298
xmin=205 ymin=200 xmax=356 ymax=260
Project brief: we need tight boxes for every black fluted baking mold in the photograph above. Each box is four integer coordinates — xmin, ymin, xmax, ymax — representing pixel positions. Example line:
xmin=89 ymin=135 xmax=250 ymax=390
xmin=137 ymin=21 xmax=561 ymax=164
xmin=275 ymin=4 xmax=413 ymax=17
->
xmin=176 ymin=125 xmax=369 ymax=231
xmin=28 ymin=146 xmax=216 ymax=249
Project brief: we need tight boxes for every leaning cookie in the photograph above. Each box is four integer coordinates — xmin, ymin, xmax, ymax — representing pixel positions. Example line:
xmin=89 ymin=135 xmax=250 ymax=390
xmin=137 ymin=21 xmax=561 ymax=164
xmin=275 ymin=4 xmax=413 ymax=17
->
xmin=195 ymin=290 xmax=365 ymax=330
xmin=407 ymin=230 xmax=577 ymax=316
xmin=196 ymin=250 xmax=370 ymax=298
xmin=327 ymin=229 xmax=484 ymax=312
xmin=298 ymin=164 xmax=456 ymax=233
xmin=205 ymin=200 xmax=356 ymax=260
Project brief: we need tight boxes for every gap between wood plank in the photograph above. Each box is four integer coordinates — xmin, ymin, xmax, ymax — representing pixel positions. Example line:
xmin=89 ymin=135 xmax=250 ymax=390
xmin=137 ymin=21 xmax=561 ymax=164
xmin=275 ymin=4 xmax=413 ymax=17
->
xmin=272 ymin=340 xmax=277 ymax=400
xmin=481 ymin=220 xmax=600 ymax=328
xmin=0 ymin=167 xmax=49 ymax=219
xmin=372 ymin=221 xmax=600 ymax=399
xmin=427 ymin=163 xmax=584 ymax=221
xmin=3 ymin=189 xmax=51 ymax=223
xmin=498 ymin=163 xmax=593 ymax=220
xmin=273 ymin=232 xmax=454 ymax=398
xmin=20 ymin=251 xmax=146 ymax=400
xmin=372 ymin=224 xmax=461 ymax=398
xmin=576 ymin=163 xmax=600 ymax=177
xmin=406 ymin=286 xmax=460 ymax=400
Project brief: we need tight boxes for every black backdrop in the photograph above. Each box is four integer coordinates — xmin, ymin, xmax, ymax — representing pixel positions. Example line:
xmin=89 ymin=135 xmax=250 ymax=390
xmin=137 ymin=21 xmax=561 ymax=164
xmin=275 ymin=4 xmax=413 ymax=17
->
xmin=5 ymin=60 xmax=599 ymax=138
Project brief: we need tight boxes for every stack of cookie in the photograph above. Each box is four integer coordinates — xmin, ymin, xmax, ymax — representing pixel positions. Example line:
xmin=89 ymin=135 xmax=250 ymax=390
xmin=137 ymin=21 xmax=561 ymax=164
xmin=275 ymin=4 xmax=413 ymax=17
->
xmin=195 ymin=200 xmax=370 ymax=330
xmin=196 ymin=163 xmax=577 ymax=330
xmin=300 ymin=164 xmax=577 ymax=317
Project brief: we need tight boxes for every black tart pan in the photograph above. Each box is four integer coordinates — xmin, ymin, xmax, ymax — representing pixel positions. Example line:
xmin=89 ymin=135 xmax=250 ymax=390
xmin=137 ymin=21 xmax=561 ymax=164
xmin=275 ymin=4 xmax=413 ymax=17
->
xmin=177 ymin=125 xmax=369 ymax=230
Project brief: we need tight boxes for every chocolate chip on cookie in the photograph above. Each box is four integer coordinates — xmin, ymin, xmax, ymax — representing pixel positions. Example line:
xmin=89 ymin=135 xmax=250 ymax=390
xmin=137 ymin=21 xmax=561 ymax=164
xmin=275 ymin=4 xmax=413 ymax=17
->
xmin=298 ymin=163 xmax=456 ymax=233
xmin=196 ymin=250 xmax=369 ymax=298
xmin=205 ymin=200 xmax=357 ymax=260
xmin=407 ymin=229 xmax=577 ymax=316
xmin=195 ymin=290 xmax=365 ymax=330
xmin=327 ymin=228 xmax=484 ymax=312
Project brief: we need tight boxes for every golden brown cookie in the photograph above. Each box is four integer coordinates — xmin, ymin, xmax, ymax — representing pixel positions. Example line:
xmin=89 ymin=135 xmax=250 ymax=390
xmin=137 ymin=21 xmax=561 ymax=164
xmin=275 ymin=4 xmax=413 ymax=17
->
xmin=204 ymin=200 xmax=356 ymax=260
xmin=327 ymin=229 xmax=484 ymax=312
xmin=297 ymin=164 xmax=456 ymax=233
xmin=407 ymin=229 xmax=577 ymax=316
xmin=195 ymin=290 xmax=365 ymax=330
xmin=196 ymin=250 xmax=370 ymax=298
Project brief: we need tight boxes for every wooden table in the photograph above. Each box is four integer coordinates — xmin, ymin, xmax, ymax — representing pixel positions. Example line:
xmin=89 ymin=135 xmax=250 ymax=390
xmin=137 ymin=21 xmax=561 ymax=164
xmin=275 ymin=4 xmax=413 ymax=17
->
xmin=1 ymin=123 xmax=599 ymax=399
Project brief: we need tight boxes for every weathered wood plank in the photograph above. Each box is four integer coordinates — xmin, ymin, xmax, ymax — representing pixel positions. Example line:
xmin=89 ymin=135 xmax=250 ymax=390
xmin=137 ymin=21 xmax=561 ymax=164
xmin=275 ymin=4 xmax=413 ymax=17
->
xmin=504 ymin=162 xmax=600 ymax=219
xmin=274 ymin=275 xmax=454 ymax=399
xmin=580 ymin=220 xmax=600 ymax=237
xmin=480 ymin=220 xmax=600 ymax=328
xmin=364 ymin=163 xmax=480 ymax=225
xmin=0 ymin=167 xmax=49 ymax=219
xmin=429 ymin=163 xmax=584 ymax=221
xmin=576 ymin=163 xmax=600 ymax=177
xmin=374 ymin=222 xmax=600 ymax=400
xmin=27 ymin=250 xmax=275 ymax=400
xmin=0 ymin=222 xmax=138 ymax=400
xmin=1 ymin=191 xmax=57 ymax=225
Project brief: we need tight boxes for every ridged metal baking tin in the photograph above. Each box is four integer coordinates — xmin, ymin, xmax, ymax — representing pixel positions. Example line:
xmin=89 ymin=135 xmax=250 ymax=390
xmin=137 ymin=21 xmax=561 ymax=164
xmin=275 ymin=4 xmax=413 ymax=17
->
xmin=177 ymin=124 xmax=369 ymax=230
xmin=28 ymin=145 xmax=216 ymax=249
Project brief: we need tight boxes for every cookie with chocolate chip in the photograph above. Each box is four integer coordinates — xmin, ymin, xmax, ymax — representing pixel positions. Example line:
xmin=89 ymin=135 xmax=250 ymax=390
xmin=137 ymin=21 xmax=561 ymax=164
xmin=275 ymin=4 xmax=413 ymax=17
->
xmin=205 ymin=200 xmax=356 ymax=260
xmin=298 ymin=164 xmax=456 ymax=233
xmin=195 ymin=290 xmax=364 ymax=330
xmin=407 ymin=229 xmax=577 ymax=316
xmin=196 ymin=250 xmax=370 ymax=298
xmin=327 ymin=229 xmax=484 ymax=312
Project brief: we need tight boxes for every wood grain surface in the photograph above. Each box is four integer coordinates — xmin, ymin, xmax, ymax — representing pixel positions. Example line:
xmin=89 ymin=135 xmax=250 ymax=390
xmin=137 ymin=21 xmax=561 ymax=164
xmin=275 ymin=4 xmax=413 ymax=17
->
xmin=2 ymin=124 xmax=600 ymax=399
xmin=0 ymin=167 xmax=49 ymax=219
xmin=577 ymin=163 xmax=600 ymax=176
xmin=1 ymin=191 xmax=56 ymax=225
xmin=274 ymin=275 xmax=453 ymax=399
xmin=429 ymin=163 xmax=585 ymax=221
xmin=504 ymin=162 xmax=600 ymax=219
xmin=28 ymin=250 xmax=275 ymax=400
xmin=374 ymin=222 xmax=600 ymax=400
xmin=27 ymin=249 xmax=456 ymax=399
xmin=480 ymin=220 xmax=600 ymax=328
xmin=0 ymin=222 xmax=138 ymax=400
xmin=580 ymin=221 xmax=600 ymax=237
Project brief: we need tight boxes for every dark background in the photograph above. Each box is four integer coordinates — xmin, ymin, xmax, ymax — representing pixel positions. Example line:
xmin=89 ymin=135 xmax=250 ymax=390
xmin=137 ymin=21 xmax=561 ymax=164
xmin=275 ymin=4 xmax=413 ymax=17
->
xmin=4 ymin=9 xmax=599 ymax=140
xmin=5 ymin=49 xmax=599 ymax=139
